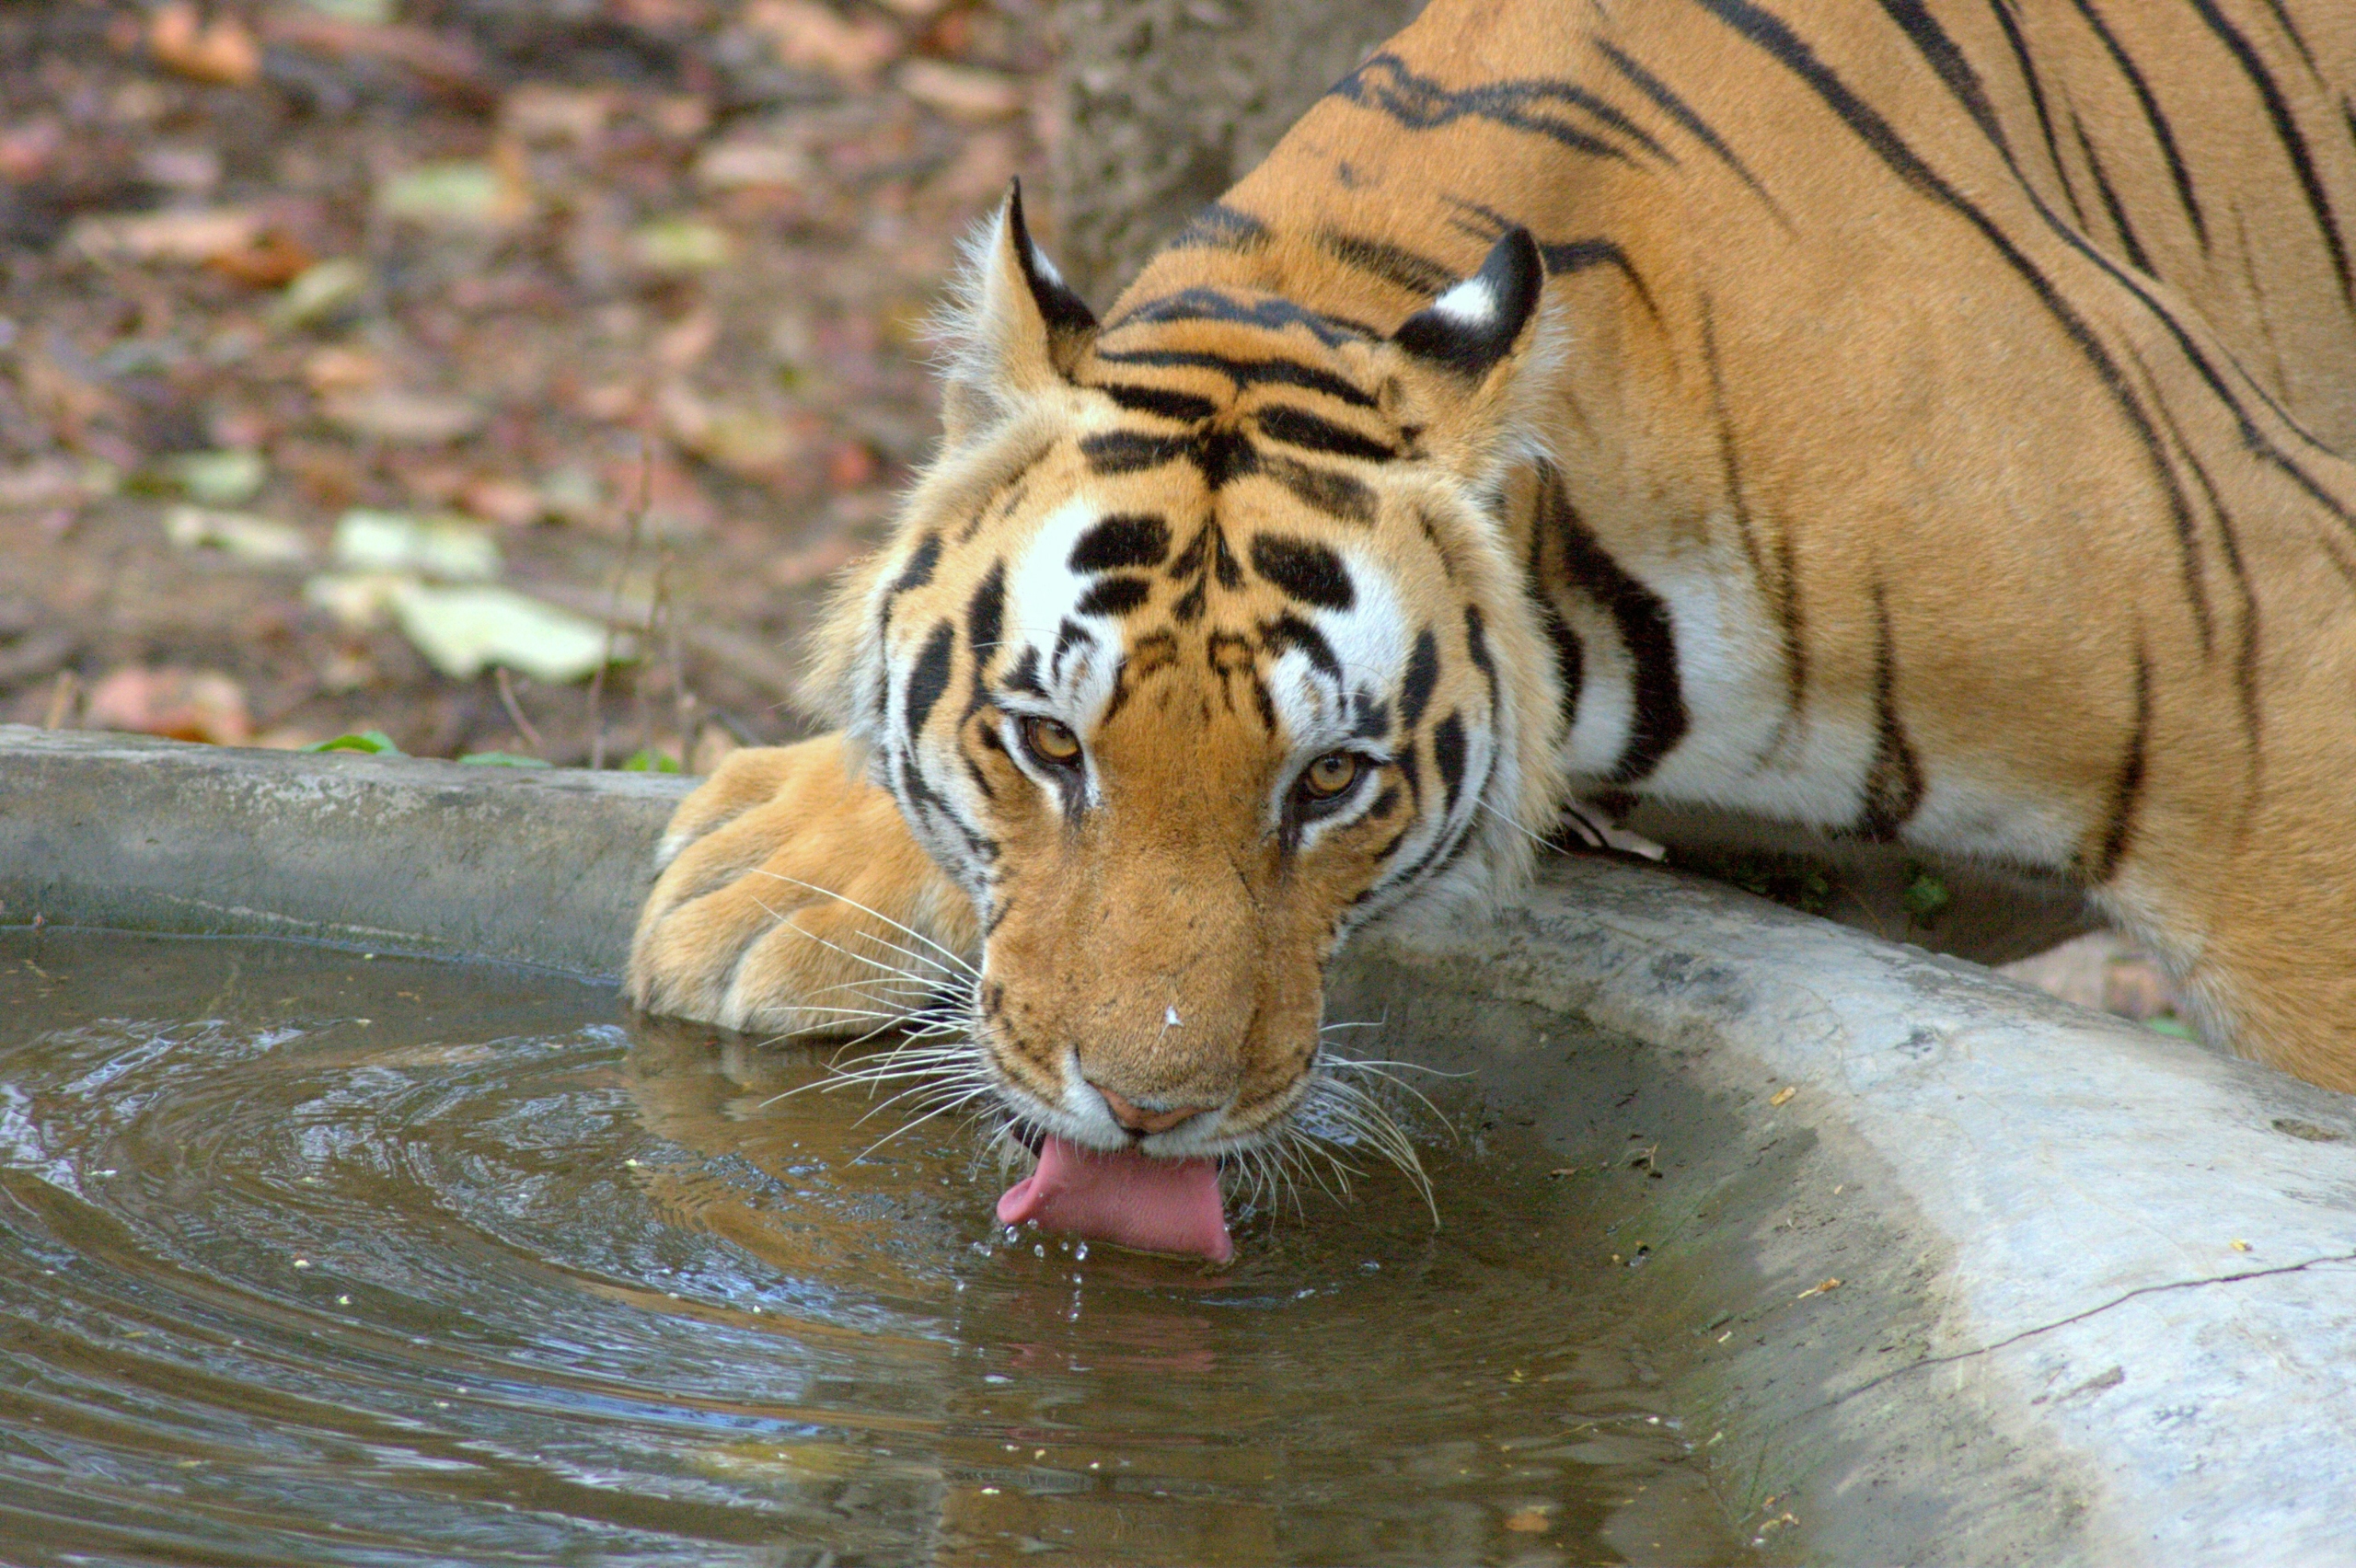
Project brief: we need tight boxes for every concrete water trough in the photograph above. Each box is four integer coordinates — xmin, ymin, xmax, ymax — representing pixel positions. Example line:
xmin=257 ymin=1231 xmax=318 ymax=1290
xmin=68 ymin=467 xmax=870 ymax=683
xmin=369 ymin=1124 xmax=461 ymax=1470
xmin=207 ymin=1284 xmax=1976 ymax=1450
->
xmin=3 ymin=721 xmax=2353 ymax=1563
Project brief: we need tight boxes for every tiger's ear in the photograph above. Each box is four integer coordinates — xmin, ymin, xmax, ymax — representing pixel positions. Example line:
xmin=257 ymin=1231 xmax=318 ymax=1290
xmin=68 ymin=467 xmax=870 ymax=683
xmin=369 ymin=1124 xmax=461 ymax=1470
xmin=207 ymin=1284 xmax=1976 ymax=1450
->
xmin=938 ymin=179 xmax=1098 ymax=449
xmin=1378 ymin=227 xmax=1550 ymax=483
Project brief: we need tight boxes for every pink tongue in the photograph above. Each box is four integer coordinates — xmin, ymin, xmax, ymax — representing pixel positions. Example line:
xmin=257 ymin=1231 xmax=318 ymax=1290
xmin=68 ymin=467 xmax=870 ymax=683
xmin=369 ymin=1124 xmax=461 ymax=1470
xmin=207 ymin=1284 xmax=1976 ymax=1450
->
xmin=996 ymin=1136 xmax=1233 ymax=1263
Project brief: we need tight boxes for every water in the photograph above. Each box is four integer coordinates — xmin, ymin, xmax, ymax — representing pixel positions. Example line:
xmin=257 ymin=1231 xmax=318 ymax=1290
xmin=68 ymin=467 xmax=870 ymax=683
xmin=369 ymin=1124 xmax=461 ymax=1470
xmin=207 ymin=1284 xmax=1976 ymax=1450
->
xmin=0 ymin=929 xmax=1737 ymax=1566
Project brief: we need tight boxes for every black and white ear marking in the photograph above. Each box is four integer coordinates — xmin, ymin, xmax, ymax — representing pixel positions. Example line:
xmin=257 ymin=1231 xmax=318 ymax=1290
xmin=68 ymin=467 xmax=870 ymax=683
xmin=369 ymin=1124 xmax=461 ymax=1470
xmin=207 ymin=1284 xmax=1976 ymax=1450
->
xmin=1391 ymin=227 xmax=1544 ymax=378
xmin=1004 ymin=179 xmax=1097 ymax=347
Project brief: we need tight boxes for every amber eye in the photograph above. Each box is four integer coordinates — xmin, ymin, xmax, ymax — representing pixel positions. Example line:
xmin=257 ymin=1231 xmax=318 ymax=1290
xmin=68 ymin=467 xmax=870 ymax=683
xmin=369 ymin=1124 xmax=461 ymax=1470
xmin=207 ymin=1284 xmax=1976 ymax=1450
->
xmin=1299 ymin=751 xmax=1364 ymax=801
xmin=1022 ymin=715 xmax=1083 ymax=767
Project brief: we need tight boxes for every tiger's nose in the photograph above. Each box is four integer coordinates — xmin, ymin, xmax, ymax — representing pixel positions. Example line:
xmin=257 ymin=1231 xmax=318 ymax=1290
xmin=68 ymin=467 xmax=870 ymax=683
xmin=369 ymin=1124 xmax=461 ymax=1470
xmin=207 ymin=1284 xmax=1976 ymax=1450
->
xmin=1093 ymin=1083 xmax=1213 ymax=1137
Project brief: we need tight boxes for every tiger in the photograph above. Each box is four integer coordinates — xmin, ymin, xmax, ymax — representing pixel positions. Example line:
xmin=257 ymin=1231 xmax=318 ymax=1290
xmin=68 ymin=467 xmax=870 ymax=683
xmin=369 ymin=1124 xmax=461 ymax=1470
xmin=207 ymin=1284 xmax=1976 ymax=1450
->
xmin=629 ymin=0 xmax=2356 ymax=1255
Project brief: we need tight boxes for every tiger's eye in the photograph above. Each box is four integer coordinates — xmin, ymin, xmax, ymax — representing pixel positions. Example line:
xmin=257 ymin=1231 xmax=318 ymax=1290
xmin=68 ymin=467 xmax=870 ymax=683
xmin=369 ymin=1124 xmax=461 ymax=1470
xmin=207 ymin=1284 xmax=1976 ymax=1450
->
xmin=1299 ymin=751 xmax=1362 ymax=800
xmin=1023 ymin=716 xmax=1083 ymax=766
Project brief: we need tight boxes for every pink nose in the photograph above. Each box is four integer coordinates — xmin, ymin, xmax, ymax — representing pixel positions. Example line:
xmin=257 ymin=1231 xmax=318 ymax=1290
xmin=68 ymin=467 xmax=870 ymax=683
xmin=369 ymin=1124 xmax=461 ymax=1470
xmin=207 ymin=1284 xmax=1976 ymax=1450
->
xmin=1094 ymin=1084 xmax=1212 ymax=1137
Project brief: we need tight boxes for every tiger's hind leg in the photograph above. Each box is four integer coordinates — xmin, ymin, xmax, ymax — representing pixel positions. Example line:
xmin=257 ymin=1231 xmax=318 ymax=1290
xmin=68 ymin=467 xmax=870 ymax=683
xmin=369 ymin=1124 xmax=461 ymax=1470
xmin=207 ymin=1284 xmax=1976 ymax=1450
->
xmin=627 ymin=736 xmax=980 ymax=1037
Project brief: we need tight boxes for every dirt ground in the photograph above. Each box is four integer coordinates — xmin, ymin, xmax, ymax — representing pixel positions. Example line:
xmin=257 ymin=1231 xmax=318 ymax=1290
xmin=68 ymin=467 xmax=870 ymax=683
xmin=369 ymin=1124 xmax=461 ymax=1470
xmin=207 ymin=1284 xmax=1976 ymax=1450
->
xmin=1 ymin=0 xmax=1056 ymax=766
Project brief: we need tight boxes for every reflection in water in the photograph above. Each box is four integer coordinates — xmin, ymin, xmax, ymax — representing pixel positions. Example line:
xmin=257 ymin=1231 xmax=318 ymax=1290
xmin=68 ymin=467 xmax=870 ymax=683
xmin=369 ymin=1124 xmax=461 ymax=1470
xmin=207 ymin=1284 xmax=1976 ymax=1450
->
xmin=0 ymin=930 xmax=1736 ymax=1565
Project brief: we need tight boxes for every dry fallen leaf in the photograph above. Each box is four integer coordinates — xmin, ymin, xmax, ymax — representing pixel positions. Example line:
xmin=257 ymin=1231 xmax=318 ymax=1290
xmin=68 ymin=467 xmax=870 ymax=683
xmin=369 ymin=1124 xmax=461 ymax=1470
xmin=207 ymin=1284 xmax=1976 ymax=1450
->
xmin=388 ymin=583 xmax=621 ymax=684
xmin=693 ymin=138 xmax=812 ymax=193
xmin=458 ymin=477 xmax=543 ymax=529
xmin=70 ymin=207 xmax=259 ymax=265
xmin=86 ymin=665 xmax=253 ymax=744
xmin=206 ymin=228 xmax=314 ymax=289
xmin=742 ymin=0 xmax=900 ymax=81
xmin=321 ymin=388 xmax=486 ymax=445
xmin=167 ymin=505 xmax=310 ymax=566
xmin=332 ymin=510 xmax=501 ymax=581
xmin=149 ymin=2 xmax=261 ymax=86
xmin=1796 ymin=1277 xmax=1842 ymax=1300
xmin=898 ymin=60 xmax=1024 ymax=121
xmin=1502 ymin=1506 xmax=1553 ymax=1534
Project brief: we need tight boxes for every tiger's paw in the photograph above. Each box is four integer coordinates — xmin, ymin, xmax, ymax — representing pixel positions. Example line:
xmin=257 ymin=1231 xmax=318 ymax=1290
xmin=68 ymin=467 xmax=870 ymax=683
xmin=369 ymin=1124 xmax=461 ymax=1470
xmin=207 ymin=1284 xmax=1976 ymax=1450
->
xmin=625 ymin=735 xmax=978 ymax=1035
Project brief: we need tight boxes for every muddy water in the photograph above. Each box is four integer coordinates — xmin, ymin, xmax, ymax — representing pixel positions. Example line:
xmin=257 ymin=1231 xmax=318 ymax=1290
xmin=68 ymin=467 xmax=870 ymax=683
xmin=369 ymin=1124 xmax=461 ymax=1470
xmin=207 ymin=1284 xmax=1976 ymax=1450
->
xmin=0 ymin=930 xmax=1738 ymax=1566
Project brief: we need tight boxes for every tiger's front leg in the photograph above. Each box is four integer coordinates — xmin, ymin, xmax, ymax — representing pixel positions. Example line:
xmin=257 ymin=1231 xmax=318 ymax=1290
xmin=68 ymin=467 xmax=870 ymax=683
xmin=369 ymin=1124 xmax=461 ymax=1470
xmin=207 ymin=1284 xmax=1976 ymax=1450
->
xmin=626 ymin=736 xmax=979 ymax=1036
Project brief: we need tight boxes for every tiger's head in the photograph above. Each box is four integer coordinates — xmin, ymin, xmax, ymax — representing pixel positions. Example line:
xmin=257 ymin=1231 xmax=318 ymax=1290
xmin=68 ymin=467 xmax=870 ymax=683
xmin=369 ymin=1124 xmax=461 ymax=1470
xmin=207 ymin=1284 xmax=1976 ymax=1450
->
xmin=811 ymin=186 xmax=1565 ymax=1166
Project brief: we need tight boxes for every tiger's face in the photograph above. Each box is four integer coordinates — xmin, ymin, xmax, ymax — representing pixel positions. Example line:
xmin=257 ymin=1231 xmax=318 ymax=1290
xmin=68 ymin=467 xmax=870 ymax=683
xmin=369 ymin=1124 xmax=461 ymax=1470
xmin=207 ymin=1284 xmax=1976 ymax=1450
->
xmin=816 ymin=189 xmax=1564 ymax=1160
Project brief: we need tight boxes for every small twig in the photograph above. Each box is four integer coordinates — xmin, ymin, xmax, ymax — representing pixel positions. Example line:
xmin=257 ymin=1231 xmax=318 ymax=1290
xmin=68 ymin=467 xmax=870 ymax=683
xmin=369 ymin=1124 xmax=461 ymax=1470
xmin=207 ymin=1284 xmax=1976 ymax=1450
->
xmin=40 ymin=669 xmax=79 ymax=730
xmin=632 ymin=545 xmax=670 ymax=766
xmin=493 ymin=666 xmax=544 ymax=756
xmin=660 ymin=541 xmax=695 ymax=767
xmin=587 ymin=432 xmax=655 ymax=769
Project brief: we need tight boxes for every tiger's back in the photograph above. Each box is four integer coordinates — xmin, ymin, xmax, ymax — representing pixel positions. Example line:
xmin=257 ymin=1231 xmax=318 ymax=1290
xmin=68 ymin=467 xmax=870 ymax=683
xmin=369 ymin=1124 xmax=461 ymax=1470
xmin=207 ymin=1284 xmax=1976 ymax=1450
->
xmin=1097 ymin=0 xmax=2356 ymax=1082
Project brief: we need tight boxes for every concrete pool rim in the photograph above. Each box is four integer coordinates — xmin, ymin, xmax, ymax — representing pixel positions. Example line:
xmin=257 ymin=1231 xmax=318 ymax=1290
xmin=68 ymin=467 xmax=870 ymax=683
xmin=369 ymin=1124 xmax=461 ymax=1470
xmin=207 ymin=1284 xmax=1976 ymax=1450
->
xmin=5 ymin=723 xmax=2354 ymax=1566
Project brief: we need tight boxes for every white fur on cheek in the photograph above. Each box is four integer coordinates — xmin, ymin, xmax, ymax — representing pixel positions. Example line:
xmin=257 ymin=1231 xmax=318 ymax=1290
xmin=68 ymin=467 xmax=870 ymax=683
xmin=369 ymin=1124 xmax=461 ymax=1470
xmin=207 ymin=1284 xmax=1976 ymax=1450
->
xmin=1006 ymin=496 xmax=1123 ymax=724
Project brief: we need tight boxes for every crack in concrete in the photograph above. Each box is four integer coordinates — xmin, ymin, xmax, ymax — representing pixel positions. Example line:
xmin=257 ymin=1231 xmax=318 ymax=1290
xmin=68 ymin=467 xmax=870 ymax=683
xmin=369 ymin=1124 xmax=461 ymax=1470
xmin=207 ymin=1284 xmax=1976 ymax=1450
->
xmin=1831 ymin=1249 xmax=2356 ymax=1406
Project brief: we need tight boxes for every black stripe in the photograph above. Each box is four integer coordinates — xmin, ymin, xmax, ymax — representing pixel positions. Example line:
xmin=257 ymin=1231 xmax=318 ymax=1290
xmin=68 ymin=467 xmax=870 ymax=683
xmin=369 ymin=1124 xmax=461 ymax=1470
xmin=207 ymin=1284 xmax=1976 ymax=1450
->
xmin=965 ymin=558 xmax=1006 ymax=661
xmin=1875 ymin=0 xmax=2009 ymax=156
xmin=1595 ymin=38 xmax=1790 ymax=227
xmin=1076 ymin=576 xmax=1152 ymax=617
xmin=1069 ymin=513 xmax=1172 ymax=573
xmin=1249 ymin=533 xmax=1356 ymax=609
xmin=1329 ymin=52 xmax=1655 ymax=166
xmin=881 ymin=532 xmax=941 ymax=629
xmin=2073 ymin=113 xmax=2156 ymax=275
xmin=1426 ymin=197 xmax=1673 ymax=325
xmin=1399 ymin=628 xmax=1440 ymax=731
xmin=904 ymin=620 xmax=955 ymax=742
xmin=1541 ymin=467 xmax=1687 ymax=785
xmin=1097 ymin=383 xmax=1219 ymax=423
xmin=1264 ymin=455 xmax=1378 ymax=525
xmin=2186 ymin=0 xmax=2350 ymax=305
xmin=1463 ymin=603 xmax=1496 ymax=700
xmin=1001 ymin=645 xmax=1045 ymax=696
xmin=1089 ymin=346 xmax=1380 ymax=408
xmin=1254 ymin=404 xmax=1398 ymax=462
xmin=2086 ymin=643 xmax=2153 ymax=882
xmin=962 ymin=559 xmax=1008 ymax=724
xmin=1432 ymin=711 xmax=1469 ymax=814
xmin=1080 ymin=429 xmax=1190 ymax=475
xmin=1169 ymin=202 xmax=1271 ymax=252
xmin=2123 ymin=341 xmax=2263 ymax=765
xmin=1050 ymin=617 xmax=1093 ymax=680
xmin=1109 ymin=287 xmax=1379 ymax=346
xmin=1263 ymin=611 xmax=1341 ymax=680
xmin=1984 ymin=0 xmax=2089 ymax=230
xmin=2255 ymin=0 xmax=2316 ymax=71
xmin=1526 ymin=502 xmax=1585 ymax=745
xmin=1195 ymin=426 xmax=1257 ymax=489
xmin=1697 ymin=304 xmax=1805 ymax=728
xmin=2062 ymin=0 xmax=2208 ymax=248
xmin=1318 ymin=229 xmax=1460 ymax=296
xmin=1857 ymin=581 xmax=1923 ymax=841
